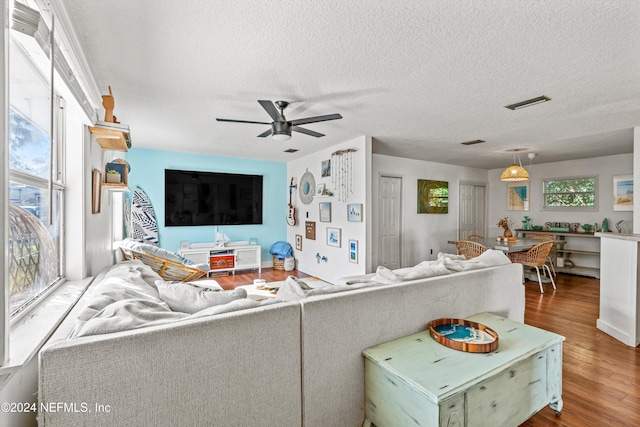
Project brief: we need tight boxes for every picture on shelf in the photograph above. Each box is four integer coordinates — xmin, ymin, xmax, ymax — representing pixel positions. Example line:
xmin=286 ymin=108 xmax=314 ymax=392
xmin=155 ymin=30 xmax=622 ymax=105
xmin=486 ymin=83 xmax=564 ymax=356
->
xmin=327 ymin=227 xmax=341 ymax=247
xmin=316 ymin=183 xmax=326 ymax=195
xmin=319 ymin=202 xmax=332 ymax=222
xmin=347 ymin=203 xmax=363 ymax=222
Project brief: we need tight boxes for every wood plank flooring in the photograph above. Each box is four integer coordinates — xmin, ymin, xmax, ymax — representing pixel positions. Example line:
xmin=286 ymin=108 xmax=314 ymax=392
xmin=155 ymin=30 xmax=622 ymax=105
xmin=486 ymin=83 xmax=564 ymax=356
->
xmin=208 ymin=269 xmax=640 ymax=426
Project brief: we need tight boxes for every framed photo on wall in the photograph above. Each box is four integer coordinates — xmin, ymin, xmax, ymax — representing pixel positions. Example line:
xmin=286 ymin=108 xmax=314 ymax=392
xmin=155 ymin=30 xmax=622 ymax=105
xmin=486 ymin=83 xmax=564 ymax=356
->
xmin=349 ymin=239 xmax=358 ymax=263
xmin=417 ymin=179 xmax=448 ymax=214
xmin=295 ymin=234 xmax=303 ymax=251
xmin=327 ymin=227 xmax=341 ymax=247
xmin=347 ymin=204 xmax=362 ymax=222
xmin=613 ymin=175 xmax=633 ymax=211
xmin=507 ymin=181 xmax=529 ymax=211
xmin=319 ymin=202 xmax=332 ymax=222
xmin=321 ymin=159 xmax=331 ymax=177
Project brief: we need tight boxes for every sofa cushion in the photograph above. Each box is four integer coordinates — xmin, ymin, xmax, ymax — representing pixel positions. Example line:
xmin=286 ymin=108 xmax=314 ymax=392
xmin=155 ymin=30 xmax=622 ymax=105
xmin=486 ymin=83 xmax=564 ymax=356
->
xmin=156 ymin=281 xmax=247 ymax=314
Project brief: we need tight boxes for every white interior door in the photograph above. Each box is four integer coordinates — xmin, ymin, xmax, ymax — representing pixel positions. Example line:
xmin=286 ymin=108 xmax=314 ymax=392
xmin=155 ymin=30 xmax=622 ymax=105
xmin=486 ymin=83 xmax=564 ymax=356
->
xmin=378 ymin=175 xmax=402 ymax=269
xmin=459 ymin=183 xmax=486 ymax=239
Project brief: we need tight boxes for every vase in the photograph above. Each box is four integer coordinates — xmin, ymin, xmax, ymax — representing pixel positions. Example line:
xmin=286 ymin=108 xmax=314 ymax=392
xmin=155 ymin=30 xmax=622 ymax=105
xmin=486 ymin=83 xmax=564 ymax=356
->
xmin=503 ymin=228 xmax=513 ymax=238
xmin=106 ymin=173 xmax=121 ymax=183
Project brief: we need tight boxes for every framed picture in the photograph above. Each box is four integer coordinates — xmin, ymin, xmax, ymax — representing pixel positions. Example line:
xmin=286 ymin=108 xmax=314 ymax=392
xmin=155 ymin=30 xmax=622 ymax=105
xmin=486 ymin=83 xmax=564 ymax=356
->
xmin=179 ymin=240 xmax=190 ymax=250
xmin=417 ymin=179 xmax=448 ymax=214
xmin=316 ymin=183 xmax=326 ymax=195
xmin=295 ymin=234 xmax=303 ymax=251
xmin=319 ymin=202 xmax=332 ymax=222
xmin=327 ymin=227 xmax=341 ymax=247
xmin=613 ymin=174 xmax=633 ymax=211
xmin=349 ymin=239 xmax=358 ymax=263
xmin=347 ymin=203 xmax=362 ymax=222
xmin=321 ymin=159 xmax=331 ymax=177
xmin=91 ymin=169 xmax=102 ymax=214
xmin=305 ymin=221 xmax=316 ymax=240
xmin=507 ymin=182 xmax=529 ymax=211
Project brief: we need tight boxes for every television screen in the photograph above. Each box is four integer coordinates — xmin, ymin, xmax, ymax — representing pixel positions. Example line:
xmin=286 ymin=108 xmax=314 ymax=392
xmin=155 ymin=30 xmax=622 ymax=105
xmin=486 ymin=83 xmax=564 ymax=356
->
xmin=165 ymin=169 xmax=263 ymax=226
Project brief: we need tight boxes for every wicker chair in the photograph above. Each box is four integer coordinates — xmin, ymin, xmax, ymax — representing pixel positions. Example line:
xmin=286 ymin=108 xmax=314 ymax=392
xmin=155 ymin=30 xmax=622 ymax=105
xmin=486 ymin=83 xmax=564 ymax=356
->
xmin=508 ymin=241 xmax=556 ymax=294
xmin=455 ymin=240 xmax=488 ymax=260
xmin=120 ymin=248 xmax=207 ymax=282
xmin=467 ymin=234 xmax=484 ymax=240
xmin=526 ymin=233 xmax=557 ymax=276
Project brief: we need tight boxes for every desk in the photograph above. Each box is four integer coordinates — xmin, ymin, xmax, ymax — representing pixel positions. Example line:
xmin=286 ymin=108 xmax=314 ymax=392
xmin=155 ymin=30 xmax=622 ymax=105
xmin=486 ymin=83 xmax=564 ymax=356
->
xmin=363 ymin=312 xmax=564 ymax=427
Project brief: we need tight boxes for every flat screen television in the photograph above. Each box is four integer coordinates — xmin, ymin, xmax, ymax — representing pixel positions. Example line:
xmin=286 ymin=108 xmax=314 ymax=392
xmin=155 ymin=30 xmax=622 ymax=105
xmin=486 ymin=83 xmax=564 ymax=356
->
xmin=165 ymin=169 xmax=263 ymax=226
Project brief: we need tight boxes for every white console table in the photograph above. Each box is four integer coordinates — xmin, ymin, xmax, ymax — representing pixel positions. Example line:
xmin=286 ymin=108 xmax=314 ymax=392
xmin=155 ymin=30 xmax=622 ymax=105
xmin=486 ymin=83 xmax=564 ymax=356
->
xmin=595 ymin=232 xmax=640 ymax=347
xmin=179 ymin=243 xmax=261 ymax=275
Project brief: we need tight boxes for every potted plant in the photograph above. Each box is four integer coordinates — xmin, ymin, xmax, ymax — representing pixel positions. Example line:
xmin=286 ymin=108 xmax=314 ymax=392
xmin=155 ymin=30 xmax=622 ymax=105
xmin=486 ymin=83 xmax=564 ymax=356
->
xmin=106 ymin=168 xmax=121 ymax=183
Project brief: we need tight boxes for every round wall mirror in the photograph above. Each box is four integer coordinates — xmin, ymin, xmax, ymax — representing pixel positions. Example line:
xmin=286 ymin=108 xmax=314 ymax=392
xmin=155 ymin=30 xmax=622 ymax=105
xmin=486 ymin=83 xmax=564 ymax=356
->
xmin=299 ymin=171 xmax=316 ymax=205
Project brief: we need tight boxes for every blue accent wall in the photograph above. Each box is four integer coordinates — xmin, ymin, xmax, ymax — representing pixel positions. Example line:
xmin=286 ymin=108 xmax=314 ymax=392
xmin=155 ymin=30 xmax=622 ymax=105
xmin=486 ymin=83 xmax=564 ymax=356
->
xmin=126 ymin=148 xmax=287 ymax=261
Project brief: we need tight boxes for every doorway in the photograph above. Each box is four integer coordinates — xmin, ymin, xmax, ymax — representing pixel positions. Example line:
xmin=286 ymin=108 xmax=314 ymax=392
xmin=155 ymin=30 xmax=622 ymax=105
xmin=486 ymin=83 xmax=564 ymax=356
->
xmin=459 ymin=183 xmax=487 ymax=239
xmin=378 ymin=175 xmax=402 ymax=269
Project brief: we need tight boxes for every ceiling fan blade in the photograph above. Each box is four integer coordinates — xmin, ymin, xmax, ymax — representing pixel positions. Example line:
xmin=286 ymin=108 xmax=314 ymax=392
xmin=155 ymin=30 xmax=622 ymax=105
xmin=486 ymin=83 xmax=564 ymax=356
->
xmin=258 ymin=100 xmax=284 ymax=122
xmin=257 ymin=129 xmax=272 ymax=138
xmin=216 ymin=118 xmax=270 ymax=125
xmin=289 ymin=113 xmax=342 ymax=126
xmin=292 ymin=126 xmax=324 ymax=138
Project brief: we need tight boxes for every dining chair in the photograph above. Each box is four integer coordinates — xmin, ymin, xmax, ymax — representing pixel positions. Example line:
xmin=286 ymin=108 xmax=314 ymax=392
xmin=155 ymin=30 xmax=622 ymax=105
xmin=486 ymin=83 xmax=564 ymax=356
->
xmin=455 ymin=240 xmax=488 ymax=260
xmin=509 ymin=241 xmax=556 ymax=294
xmin=468 ymin=234 xmax=484 ymax=240
xmin=526 ymin=233 xmax=556 ymax=276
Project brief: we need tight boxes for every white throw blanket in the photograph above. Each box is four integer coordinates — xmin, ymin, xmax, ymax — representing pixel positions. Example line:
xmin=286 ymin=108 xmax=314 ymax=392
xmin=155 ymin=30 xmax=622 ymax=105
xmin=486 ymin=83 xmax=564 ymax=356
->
xmin=69 ymin=261 xmax=269 ymax=338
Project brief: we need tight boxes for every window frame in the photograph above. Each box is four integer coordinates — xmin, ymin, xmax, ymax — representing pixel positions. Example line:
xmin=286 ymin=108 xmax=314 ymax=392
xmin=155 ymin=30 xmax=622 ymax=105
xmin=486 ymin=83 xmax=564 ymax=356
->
xmin=541 ymin=175 xmax=598 ymax=211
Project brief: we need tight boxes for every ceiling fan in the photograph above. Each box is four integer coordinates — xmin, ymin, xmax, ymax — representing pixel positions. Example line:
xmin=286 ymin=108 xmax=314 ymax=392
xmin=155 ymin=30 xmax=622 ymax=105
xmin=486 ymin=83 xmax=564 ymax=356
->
xmin=216 ymin=100 xmax=342 ymax=141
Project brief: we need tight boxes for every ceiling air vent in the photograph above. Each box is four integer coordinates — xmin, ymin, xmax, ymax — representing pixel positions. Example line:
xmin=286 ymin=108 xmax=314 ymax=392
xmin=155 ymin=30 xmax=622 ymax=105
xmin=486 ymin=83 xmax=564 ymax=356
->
xmin=461 ymin=139 xmax=485 ymax=146
xmin=505 ymin=96 xmax=551 ymax=110
xmin=284 ymin=148 xmax=299 ymax=153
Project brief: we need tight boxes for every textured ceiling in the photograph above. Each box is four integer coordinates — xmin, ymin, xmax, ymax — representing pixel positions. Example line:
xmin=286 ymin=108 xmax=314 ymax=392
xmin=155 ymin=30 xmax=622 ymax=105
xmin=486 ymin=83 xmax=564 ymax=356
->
xmin=62 ymin=0 xmax=640 ymax=169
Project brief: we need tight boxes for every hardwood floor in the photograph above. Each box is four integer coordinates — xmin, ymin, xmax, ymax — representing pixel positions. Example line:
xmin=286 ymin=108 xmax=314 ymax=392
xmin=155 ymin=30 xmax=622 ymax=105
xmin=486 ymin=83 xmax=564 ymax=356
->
xmin=208 ymin=269 xmax=640 ymax=426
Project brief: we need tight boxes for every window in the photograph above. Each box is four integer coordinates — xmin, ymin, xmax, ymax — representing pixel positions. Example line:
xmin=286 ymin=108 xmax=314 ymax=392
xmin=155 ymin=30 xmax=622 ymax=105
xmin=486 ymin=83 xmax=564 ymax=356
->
xmin=7 ymin=3 xmax=64 ymax=317
xmin=542 ymin=176 xmax=597 ymax=210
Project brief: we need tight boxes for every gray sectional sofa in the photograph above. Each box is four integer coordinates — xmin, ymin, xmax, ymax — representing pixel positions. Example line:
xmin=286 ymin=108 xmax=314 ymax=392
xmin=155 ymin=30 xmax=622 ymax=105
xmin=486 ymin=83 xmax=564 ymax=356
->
xmin=38 ymin=257 xmax=524 ymax=426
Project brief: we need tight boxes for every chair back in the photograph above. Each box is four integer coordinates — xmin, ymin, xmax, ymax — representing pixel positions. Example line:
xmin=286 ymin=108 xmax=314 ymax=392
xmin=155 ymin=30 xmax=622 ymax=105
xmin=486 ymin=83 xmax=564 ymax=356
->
xmin=467 ymin=234 xmax=484 ymax=240
xmin=522 ymin=241 xmax=554 ymax=267
xmin=455 ymin=240 xmax=488 ymax=259
xmin=121 ymin=248 xmax=207 ymax=282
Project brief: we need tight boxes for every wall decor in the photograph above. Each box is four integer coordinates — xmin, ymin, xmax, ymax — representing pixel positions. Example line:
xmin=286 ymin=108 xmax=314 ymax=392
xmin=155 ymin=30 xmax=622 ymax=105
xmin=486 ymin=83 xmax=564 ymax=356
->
xmin=299 ymin=170 xmax=316 ymax=205
xmin=349 ymin=239 xmax=358 ymax=263
xmin=417 ymin=179 xmax=448 ymax=214
xmin=321 ymin=159 xmax=331 ymax=177
xmin=327 ymin=227 xmax=341 ymax=247
xmin=613 ymin=174 xmax=633 ymax=211
xmin=316 ymin=183 xmax=326 ymax=195
xmin=295 ymin=234 xmax=303 ymax=251
xmin=305 ymin=221 xmax=316 ymax=240
xmin=331 ymin=148 xmax=357 ymax=202
xmin=347 ymin=203 xmax=363 ymax=222
xmin=319 ymin=202 xmax=332 ymax=222
xmin=92 ymin=169 xmax=102 ymax=214
xmin=507 ymin=181 xmax=529 ymax=211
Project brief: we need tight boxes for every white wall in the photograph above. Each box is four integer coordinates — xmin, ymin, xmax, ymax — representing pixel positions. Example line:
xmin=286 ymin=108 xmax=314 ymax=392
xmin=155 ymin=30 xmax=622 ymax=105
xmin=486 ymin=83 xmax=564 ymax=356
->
xmin=634 ymin=127 xmax=640 ymax=233
xmin=287 ymin=136 xmax=371 ymax=283
xmin=372 ymin=154 xmax=489 ymax=268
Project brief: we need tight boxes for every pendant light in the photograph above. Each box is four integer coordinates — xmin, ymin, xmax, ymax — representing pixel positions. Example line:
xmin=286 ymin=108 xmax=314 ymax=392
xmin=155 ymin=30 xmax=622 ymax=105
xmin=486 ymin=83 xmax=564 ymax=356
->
xmin=500 ymin=154 xmax=529 ymax=181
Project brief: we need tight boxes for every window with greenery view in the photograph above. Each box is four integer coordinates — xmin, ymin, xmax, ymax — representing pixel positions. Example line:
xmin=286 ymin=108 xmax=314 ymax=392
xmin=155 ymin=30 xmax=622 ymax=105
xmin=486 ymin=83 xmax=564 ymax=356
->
xmin=542 ymin=176 xmax=597 ymax=210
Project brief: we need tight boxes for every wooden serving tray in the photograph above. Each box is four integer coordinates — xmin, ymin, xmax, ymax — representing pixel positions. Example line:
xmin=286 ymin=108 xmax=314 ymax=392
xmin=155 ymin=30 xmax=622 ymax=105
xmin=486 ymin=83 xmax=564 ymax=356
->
xmin=428 ymin=318 xmax=499 ymax=353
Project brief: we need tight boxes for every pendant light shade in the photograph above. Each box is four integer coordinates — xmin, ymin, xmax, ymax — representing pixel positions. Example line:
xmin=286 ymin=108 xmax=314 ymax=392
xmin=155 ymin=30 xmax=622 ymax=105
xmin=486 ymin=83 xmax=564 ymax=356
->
xmin=500 ymin=154 xmax=530 ymax=181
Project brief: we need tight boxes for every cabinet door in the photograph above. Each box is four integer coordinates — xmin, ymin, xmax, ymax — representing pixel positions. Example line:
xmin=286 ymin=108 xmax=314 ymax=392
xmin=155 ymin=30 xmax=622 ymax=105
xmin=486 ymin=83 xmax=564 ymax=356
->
xmin=235 ymin=248 xmax=259 ymax=268
xmin=181 ymin=250 xmax=209 ymax=264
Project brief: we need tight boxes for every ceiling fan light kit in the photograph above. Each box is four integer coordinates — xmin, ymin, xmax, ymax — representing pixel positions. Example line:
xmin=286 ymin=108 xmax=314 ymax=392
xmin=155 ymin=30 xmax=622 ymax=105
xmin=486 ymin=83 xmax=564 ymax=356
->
xmin=216 ymin=100 xmax=342 ymax=140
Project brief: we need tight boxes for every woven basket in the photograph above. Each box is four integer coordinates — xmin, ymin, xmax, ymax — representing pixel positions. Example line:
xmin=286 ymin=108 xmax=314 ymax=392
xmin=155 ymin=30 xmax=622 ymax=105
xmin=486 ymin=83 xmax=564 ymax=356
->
xmin=273 ymin=255 xmax=285 ymax=270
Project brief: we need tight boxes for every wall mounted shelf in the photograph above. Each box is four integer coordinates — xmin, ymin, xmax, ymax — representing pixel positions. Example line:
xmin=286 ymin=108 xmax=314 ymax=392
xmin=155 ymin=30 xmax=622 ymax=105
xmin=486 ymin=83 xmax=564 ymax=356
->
xmin=89 ymin=121 xmax=131 ymax=151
